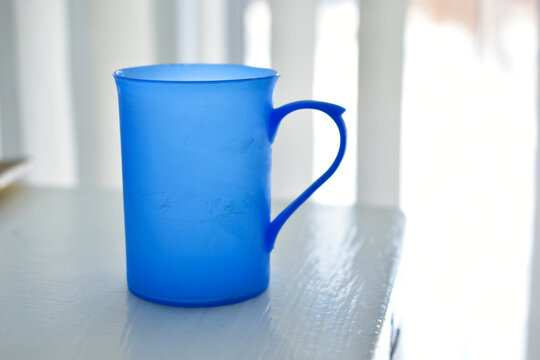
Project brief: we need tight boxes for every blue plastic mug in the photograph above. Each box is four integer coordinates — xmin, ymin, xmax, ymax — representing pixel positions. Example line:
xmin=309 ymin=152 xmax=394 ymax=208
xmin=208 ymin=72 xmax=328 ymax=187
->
xmin=114 ymin=64 xmax=346 ymax=306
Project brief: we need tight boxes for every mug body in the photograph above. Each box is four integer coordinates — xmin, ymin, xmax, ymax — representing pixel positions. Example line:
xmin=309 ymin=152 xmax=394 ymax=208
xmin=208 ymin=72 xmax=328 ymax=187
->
xmin=115 ymin=64 xmax=278 ymax=306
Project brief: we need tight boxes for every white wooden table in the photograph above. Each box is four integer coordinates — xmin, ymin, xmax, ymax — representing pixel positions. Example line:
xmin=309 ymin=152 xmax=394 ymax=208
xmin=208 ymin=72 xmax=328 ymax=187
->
xmin=0 ymin=186 xmax=404 ymax=359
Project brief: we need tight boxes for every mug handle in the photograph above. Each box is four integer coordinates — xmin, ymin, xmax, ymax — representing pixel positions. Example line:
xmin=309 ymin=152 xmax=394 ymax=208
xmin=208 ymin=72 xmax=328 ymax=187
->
xmin=266 ymin=100 xmax=347 ymax=251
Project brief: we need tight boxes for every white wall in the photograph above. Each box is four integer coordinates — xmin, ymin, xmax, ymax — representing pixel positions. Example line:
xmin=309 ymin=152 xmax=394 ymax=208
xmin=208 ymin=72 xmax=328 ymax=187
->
xmin=270 ymin=0 xmax=316 ymax=201
xmin=69 ymin=0 xmax=157 ymax=189
xmin=526 ymin=5 xmax=540 ymax=360
xmin=530 ymin=160 xmax=540 ymax=358
xmin=13 ymin=0 xmax=76 ymax=186
xmin=528 ymin=52 xmax=540 ymax=360
xmin=1 ymin=0 xmax=360 ymax=206
xmin=0 ymin=0 xmax=22 ymax=159
xmin=357 ymin=0 xmax=405 ymax=208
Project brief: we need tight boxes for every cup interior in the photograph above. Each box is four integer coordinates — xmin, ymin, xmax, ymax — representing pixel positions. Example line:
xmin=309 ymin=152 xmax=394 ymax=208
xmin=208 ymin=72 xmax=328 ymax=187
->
xmin=114 ymin=64 xmax=278 ymax=83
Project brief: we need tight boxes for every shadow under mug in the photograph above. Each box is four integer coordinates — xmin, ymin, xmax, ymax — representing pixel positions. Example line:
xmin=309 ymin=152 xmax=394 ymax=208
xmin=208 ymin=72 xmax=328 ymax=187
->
xmin=114 ymin=64 xmax=346 ymax=307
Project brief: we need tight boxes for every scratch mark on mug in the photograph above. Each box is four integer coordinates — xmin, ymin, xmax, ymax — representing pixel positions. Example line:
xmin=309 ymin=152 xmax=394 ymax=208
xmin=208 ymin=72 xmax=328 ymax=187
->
xmin=171 ymin=211 xmax=246 ymax=223
xmin=241 ymin=137 xmax=255 ymax=151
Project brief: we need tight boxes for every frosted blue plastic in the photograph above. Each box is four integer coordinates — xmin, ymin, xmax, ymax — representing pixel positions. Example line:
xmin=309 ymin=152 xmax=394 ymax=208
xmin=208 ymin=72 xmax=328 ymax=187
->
xmin=114 ymin=64 xmax=346 ymax=307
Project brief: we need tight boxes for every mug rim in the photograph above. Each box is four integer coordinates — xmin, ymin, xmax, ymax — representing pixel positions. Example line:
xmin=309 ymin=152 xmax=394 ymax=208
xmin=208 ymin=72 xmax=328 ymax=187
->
xmin=113 ymin=63 xmax=279 ymax=84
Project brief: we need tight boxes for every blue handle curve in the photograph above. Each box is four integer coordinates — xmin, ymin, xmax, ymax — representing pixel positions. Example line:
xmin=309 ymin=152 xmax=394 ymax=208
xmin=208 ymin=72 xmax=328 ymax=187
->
xmin=266 ymin=100 xmax=347 ymax=251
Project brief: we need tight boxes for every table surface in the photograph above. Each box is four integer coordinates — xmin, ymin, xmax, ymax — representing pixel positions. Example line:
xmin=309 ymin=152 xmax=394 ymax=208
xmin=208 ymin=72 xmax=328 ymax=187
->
xmin=0 ymin=186 xmax=404 ymax=360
